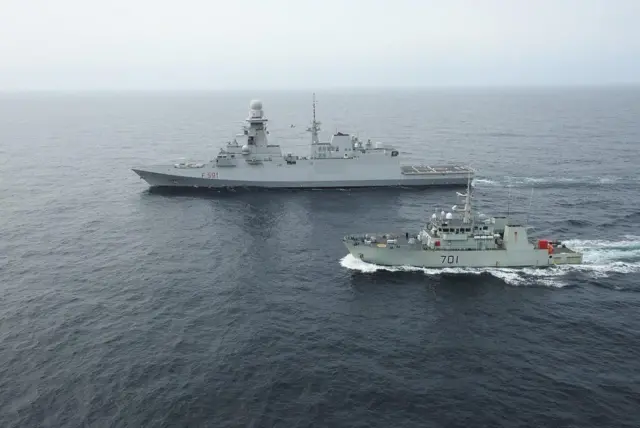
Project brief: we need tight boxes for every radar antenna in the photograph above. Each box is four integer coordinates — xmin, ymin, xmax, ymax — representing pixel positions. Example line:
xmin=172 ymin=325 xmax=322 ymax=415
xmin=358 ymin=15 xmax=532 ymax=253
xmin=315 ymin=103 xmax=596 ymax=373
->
xmin=306 ymin=93 xmax=321 ymax=145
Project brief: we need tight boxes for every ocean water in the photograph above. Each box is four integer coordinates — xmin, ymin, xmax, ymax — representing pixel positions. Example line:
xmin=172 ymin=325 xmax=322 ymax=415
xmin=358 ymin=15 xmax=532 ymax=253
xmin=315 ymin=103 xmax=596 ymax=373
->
xmin=1 ymin=88 xmax=640 ymax=427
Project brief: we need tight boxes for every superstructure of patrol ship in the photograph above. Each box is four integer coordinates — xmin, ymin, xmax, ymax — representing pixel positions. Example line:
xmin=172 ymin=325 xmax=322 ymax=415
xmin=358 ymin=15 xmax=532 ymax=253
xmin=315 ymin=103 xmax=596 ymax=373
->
xmin=342 ymin=176 xmax=584 ymax=268
xmin=132 ymin=96 xmax=475 ymax=189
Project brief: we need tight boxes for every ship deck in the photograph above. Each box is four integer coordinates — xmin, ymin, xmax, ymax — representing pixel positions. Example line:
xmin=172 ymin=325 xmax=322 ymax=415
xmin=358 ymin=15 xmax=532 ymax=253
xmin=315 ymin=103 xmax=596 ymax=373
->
xmin=401 ymin=165 xmax=474 ymax=175
xmin=344 ymin=233 xmax=503 ymax=251
xmin=344 ymin=233 xmax=418 ymax=246
xmin=551 ymin=245 xmax=580 ymax=255
xmin=346 ymin=234 xmax=582 ymax=256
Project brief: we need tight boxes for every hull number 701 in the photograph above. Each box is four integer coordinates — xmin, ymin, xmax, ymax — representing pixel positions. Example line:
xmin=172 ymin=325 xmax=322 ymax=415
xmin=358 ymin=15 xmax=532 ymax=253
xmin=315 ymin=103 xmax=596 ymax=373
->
xmin=441 ymin=255 xmax=459 ymax=264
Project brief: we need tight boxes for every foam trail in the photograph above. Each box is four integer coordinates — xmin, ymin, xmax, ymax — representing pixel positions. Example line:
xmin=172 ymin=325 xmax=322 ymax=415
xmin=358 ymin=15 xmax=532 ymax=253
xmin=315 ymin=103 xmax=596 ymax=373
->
xmin=559 ymin=236 xmax=640 ymax=277
xmin=473 ymin=175 xmax=634 ymax=189
xmin=472 ymin=178 xmax=500 ymax=187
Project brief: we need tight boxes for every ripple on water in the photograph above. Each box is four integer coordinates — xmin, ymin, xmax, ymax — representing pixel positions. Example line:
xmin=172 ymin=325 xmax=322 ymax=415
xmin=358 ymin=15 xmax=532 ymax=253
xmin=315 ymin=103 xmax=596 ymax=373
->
xmin=2 ymin=90 xmax=640 ymax=427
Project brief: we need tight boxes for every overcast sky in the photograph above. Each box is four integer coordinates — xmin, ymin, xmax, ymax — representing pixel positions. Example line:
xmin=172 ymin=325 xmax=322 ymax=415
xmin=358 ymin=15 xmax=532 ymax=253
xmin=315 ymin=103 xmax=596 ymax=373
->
xmin=1 ymin=0 xmax=639 ymax=90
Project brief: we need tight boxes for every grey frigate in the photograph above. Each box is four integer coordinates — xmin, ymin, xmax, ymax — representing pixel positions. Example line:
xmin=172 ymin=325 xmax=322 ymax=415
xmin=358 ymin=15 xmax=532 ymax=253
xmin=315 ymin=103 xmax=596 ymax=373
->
xmin=132 ymin=96 xmax=475 ymax=189
xmin=342 ymin=176 xmax=583 ymax=268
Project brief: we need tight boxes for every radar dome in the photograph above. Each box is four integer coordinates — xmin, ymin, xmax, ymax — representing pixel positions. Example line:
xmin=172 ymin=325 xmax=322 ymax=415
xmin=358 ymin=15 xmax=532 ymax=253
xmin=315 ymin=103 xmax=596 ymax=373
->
xmin=445 ymin=212 xmax=453 ymax=220
xmin=241 ymin=145 xmax=250 ymax=154
xmin=249 ymin=99 xmax=263 ymax=110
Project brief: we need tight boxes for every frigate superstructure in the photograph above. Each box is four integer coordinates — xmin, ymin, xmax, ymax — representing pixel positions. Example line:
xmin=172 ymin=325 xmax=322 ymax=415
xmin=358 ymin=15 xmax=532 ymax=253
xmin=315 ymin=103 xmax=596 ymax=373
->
xmin=342 ymin=176 xmax=583 ymax=268
xmin=132 ymin=96 xmax=475 ymax=189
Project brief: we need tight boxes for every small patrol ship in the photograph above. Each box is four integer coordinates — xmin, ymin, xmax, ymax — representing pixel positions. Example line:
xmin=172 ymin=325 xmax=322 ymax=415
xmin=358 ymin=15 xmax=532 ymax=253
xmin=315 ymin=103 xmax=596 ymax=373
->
xmin=342 ymin=176 xmax=583 ymax=268
xmin=132 ymin=96 xmax=475 ymax=189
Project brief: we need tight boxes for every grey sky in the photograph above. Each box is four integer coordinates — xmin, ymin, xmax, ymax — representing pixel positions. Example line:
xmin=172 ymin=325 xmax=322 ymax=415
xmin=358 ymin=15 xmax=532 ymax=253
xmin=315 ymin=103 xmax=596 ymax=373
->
xmin=1 ymin=0 xmax=639 ymax=90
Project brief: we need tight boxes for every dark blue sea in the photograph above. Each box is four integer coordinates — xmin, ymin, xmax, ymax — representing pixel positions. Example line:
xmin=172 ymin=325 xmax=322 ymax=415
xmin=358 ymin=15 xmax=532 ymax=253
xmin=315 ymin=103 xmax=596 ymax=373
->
xmin=1 ymin=88 xmax=640 ymax=427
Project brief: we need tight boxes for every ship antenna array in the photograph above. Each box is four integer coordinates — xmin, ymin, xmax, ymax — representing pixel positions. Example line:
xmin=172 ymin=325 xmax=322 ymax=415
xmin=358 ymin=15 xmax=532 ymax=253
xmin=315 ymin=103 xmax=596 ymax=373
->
xmin=506 ymin=183 xmax=511 ymax=222
xmin=525 ymin=186 xmax=534 ymax=224
xmin=466 ymin=172 xmax=474 ymax=225
xmin=453 ymin=172 xmax=474 ymax=224
xmin=307 ymin=93 xmax=321 ymax=144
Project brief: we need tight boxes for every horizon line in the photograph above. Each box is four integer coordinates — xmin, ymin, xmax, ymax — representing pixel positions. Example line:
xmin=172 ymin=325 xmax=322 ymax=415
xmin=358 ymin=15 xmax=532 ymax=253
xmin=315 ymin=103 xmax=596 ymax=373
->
xmin=1 ymin=83 xmax=640 ymax=94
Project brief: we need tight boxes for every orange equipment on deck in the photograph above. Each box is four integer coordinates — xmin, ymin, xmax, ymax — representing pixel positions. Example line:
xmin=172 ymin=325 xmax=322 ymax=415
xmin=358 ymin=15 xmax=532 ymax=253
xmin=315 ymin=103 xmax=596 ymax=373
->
xmin=538 ymin=239 xmax=554 ymax=254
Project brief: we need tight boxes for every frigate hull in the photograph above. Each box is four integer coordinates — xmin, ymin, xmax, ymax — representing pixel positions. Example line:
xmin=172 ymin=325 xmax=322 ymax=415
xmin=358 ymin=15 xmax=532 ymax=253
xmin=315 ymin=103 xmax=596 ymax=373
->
xmin=132 ymin=163 xmax=473 ymax=189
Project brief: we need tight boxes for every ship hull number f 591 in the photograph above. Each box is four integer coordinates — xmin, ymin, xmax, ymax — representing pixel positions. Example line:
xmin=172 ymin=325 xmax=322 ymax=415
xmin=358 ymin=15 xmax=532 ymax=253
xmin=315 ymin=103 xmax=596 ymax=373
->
xmin=202 ymin=172 xmax=218 ymax=179
xmin=441 ymin=255 xmax=459 ymax=264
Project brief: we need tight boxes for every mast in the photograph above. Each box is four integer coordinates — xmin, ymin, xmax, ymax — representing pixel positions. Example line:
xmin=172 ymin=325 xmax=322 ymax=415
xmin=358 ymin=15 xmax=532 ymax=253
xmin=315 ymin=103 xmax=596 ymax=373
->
xmin=462 ymin=172 xmax=473 ymax=224
xmin=306 ymin=93 xmax=321 ymax=145
xmin=507 ymin=184 xmax=511 ymax=222
xmin=525 ymin=186 xmax=534 ymax=224
xmin=454 ymin=172 xmax=474 ymax=225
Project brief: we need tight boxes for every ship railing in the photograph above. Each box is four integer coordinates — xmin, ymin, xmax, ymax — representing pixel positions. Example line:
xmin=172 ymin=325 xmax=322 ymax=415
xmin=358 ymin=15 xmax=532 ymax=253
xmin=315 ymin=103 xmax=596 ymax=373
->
xmin=174 ymin=162 xmax=205 ymax=169
xmin=401 ymin=170 xmax=473 ymax=175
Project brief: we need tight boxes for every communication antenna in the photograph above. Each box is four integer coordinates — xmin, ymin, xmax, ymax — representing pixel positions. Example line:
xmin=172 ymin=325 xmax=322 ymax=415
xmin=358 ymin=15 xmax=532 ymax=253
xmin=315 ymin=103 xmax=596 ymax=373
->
xmin=506 ymin=183 xmax=512 ymax=222
xmin=306 ymin=93 xmax=321 ymax=144
xmin=525 ymin=186 xmax=534 ymax=224
xmin=312 ymin=92 xmax=316 ymax=123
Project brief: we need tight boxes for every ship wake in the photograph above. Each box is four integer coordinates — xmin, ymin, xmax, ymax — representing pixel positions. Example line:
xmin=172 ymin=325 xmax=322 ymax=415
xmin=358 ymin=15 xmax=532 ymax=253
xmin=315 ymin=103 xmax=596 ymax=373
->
xmin=472 ymin=175 xmax=638 ymax=189
xmin=339 ymin=235 xmax=640 ymax=288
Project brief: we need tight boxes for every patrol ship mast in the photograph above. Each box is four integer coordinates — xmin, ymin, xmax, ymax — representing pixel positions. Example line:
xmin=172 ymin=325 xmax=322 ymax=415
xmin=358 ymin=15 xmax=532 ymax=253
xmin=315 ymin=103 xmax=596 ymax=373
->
xmin=132 ymin=96 xmax=476 ymax=189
